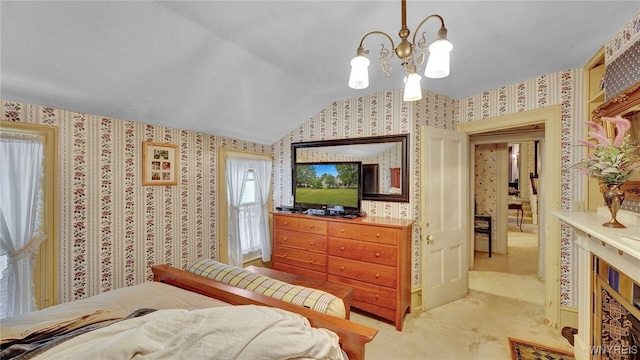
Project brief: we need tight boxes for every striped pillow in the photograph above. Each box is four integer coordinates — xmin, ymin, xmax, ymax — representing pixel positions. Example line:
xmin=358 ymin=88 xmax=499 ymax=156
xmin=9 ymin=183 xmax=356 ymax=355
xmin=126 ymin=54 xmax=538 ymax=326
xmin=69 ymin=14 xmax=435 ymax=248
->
xmin=186 ymin=259 xmax=346 ymax=318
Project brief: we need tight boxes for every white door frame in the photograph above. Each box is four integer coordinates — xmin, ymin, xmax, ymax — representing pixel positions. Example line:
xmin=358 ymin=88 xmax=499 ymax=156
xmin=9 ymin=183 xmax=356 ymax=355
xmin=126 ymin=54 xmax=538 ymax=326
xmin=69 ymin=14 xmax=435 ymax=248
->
xmin=457 ymin=106 xmax=563 ymax=330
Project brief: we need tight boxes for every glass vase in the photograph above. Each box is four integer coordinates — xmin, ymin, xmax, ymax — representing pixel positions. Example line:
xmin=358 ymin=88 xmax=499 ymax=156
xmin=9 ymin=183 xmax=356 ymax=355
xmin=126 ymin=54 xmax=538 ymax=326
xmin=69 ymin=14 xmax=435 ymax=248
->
xmin=601 ymin=183 xmax=626 ymax=228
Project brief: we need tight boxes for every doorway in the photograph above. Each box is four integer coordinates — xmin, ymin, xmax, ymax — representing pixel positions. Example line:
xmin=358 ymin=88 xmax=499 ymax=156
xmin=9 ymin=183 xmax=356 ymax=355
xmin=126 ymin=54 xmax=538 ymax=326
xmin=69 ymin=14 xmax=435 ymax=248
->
xmin=457 ymin=106 xmax=562 ymax=330
xmin=473 ymin=140 xmax=541 ymax=277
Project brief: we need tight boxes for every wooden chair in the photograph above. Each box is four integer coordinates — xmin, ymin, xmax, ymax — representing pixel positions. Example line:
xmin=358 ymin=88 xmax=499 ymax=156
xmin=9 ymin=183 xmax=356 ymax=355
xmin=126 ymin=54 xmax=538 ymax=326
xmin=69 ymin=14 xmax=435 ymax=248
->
xmin=474 ymin=199 xmax=492 ymax=257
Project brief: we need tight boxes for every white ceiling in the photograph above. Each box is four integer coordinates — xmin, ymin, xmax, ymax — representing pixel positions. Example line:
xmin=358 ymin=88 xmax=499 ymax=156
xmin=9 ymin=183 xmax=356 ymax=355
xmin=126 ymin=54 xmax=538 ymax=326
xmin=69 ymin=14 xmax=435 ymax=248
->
xmin=1 ymin=1 xmax=638 ymax=145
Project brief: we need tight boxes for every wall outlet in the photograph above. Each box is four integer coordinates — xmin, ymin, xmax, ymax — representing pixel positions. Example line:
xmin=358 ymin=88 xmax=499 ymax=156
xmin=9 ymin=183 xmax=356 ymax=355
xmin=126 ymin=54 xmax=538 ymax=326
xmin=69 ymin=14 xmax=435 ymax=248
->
xmin=574 ymin=201 xmax=584 ymax=212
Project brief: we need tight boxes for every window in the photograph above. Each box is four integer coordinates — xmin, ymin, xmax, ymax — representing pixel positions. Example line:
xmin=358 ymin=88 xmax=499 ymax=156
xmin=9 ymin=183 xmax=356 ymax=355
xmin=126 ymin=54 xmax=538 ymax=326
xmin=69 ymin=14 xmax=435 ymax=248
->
xmin=219 ymin=149 xmax=272 ymax=267
xmin=1 ymin=132 xmax=46 ymax=317
xmin=238 ymin=170 xmax=263 ymax=255
xmin=0 ymin=121 xmax=58 ymax=317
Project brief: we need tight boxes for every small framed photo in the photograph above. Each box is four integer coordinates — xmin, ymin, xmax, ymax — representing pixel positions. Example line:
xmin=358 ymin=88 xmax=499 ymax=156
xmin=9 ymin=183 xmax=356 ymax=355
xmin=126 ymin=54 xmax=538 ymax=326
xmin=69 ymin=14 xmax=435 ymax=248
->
xmin=142 ymin=141 xmax=178 ymax=186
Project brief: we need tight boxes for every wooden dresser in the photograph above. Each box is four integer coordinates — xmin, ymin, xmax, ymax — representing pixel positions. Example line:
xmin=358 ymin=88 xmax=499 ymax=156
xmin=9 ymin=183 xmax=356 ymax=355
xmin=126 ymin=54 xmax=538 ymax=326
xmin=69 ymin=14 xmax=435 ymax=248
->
xmin=272 ymin=212 xmax=414 ymax=330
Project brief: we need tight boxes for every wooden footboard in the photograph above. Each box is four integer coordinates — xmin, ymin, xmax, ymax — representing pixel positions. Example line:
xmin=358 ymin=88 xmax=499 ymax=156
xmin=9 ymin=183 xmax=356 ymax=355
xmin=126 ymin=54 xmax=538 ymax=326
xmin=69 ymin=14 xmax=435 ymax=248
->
xmin=152 ymin=264 xmax=377 ymax=360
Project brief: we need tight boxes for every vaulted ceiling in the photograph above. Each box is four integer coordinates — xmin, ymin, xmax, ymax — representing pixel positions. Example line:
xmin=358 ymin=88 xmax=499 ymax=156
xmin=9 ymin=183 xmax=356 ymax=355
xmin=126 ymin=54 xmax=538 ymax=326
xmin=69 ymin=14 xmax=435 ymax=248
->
xmin=1 ymin=1 xmax=638 ymax=144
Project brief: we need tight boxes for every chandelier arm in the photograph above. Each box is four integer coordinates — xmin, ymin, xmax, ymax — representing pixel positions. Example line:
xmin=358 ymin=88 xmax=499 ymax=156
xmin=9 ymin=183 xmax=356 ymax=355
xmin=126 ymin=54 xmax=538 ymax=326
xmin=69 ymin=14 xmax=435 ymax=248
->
xmin=411 ymin=14 xmax=445 ymax=45
xmin=358 ymin=31 xmax=397 ymax=76
xmin=358 ymin=31 xmax=396 ymax=52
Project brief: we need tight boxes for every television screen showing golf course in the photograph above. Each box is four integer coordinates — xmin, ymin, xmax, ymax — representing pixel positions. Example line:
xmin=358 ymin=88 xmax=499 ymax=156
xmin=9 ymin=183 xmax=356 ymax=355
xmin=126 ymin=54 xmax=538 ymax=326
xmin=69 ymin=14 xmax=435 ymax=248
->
xmin=294 ymin=162 xmax=361 ymax=209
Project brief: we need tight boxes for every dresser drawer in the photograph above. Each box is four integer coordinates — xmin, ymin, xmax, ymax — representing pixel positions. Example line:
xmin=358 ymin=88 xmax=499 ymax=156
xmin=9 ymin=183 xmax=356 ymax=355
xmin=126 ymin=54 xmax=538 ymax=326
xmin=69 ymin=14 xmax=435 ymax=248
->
xmin=274 ymin=216 xmax=299 ymax=231
xmin=328 ymin=237 xmax=396 ymax=266
xmin=328 ymin=256 xmax=396 ymax=288
xmin=274 ymin=229 xmax=327 ymax=253
xmin=299 ymin=218 xmax=327 ymax=235
xmin=361 ymin=226 xmax=397 ymax=245
xmin=272 ymin=263 xmax=327 ymax=281
xmin=328 ymin=222 xmax=361 ymax=239
xmin=273 ymin=246 xmax=326 ymax=272
xmin=328 ymin=274 xmax=396 ymax=310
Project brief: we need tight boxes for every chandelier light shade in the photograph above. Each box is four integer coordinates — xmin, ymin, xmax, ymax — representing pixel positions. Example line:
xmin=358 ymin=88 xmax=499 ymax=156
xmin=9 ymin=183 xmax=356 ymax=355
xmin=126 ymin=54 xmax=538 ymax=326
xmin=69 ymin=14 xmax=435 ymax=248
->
xmin=425 ymin=33 xmax=453 ymax=78
xmin=349 ymin=52 xmax=370 ymax=89
xmin=403 ymin=66 xmax=423 ymax=101
xmin=348 ymin=0 xmax=452 ymax=101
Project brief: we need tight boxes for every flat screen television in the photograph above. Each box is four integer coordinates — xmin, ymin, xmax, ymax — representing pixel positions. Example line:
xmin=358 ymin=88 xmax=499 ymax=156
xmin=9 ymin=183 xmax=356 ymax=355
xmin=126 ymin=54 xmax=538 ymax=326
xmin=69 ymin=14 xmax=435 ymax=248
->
xmin=293 ymin=161 xmax=362 ymax=213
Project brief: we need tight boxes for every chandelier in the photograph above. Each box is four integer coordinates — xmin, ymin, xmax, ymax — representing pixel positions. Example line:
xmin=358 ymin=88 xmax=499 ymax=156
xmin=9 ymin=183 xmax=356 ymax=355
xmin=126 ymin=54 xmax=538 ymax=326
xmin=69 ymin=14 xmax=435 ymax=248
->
xmin=348 ymin=0 xmax=453 ymax=101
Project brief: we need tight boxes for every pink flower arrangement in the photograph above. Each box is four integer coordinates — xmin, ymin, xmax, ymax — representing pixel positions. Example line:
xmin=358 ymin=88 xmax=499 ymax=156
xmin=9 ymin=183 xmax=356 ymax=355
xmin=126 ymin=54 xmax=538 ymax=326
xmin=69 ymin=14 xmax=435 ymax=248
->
xmin=574 ymin=116 xmax=639 ymax=184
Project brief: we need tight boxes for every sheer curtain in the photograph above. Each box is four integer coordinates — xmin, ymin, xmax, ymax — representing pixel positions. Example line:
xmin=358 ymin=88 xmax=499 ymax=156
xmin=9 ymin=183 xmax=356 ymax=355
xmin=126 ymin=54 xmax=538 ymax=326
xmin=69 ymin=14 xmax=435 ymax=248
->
xmin=0 ymin=134 xmax=47 ymax=318
xmin=226 ymin=158 xmax=251 ymax=267
xmin=226 ymin=157 xmax=272 ymax=266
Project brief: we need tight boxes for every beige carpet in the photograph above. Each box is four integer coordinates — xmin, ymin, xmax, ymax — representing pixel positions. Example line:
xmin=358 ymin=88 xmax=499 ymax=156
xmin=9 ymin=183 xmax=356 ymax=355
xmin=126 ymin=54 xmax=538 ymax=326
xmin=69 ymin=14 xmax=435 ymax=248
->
xmin=350 ymin=225 xmax=573 ymax=360
xmin=474 ymin=223 xmax=539 ymax=275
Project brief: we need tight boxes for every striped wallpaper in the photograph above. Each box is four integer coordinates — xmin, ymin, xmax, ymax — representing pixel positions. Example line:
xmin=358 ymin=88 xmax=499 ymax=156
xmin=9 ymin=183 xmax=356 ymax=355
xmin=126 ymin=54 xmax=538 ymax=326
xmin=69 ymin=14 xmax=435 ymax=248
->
xmin=4 ymin=18 xmax=640 ymax=306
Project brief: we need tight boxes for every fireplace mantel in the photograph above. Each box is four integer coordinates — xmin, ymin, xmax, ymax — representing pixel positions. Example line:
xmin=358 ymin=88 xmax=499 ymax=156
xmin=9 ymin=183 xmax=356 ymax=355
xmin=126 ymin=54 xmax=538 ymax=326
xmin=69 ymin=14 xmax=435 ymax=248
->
xmin=554 ymin=209 xmax=640 ymax=360
xmin=555 ymin=209 xmax=640 ymax=274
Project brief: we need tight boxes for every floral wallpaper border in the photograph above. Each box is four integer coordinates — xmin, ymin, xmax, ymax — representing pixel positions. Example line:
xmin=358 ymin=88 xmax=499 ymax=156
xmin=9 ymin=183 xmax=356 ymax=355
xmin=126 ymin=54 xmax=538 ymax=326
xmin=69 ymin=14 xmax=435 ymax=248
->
xmin=605 ymin=12 xmax=640 ymax=64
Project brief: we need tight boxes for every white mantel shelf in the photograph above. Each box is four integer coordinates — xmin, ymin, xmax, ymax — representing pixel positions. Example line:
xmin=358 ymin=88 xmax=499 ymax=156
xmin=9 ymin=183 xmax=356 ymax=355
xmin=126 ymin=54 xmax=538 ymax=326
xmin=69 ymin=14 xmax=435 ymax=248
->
xmin=552 ymin=209 xmax=639 ymax=360
xmin=553 ymin=209 xmax=640 ymax=264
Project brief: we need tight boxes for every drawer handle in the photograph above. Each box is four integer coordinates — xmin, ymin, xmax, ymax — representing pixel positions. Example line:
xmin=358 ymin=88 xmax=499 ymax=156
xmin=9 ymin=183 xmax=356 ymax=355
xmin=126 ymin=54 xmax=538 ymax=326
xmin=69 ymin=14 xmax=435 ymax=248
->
xmin=309 ymin=259 xmax=314 ymax=264
xmin=375 ymin=233 xmax=381 ymax=238
xmin=340 ymin=246 xmax=345 ymax=251
xmin=282 ymin=254 xmax=288 ymax=258
xmin=375 ymin=273 xmax=380 ymax=279
xmin=375 ymin=294 xmax=379 ymax=300
xmin=283 ymin=237 xmax=288 ymax=241
xmin=310 ymin=224 xmax=315 ymax=228
xmin=340 ymin=229 xmax=345 ymax=233
xmin=310 ymin=241 xmax=315 ymax=245
xmin=283 ymin=221 xmax=289 ymax=225
xmin=340 ymin=266 xmax=345 ymax=271
xmin=375 ymin=252 xmax=380 ymax=257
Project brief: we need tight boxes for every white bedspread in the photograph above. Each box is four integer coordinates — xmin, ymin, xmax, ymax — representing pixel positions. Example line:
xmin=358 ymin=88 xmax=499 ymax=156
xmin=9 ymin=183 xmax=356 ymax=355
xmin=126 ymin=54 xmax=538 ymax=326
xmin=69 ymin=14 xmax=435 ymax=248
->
xmin=33 ymin=305 xmax=347 ymax=360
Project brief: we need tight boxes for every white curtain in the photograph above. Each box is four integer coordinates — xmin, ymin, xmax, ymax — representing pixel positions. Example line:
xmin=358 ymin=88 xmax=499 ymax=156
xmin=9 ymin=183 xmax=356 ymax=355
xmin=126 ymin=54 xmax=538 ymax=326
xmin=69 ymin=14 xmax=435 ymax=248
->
xmin=226 ymin=157 xmax=272 ymax=266
xmin=226 ymin=158 xmax=251 ymax=266
xmin=252 ymin=159 xmax=272 ymax=262
xmin=0 ymin=134 xmax=46 ymax=318
xmin=238 ymin=202 xmax=263 ymax=255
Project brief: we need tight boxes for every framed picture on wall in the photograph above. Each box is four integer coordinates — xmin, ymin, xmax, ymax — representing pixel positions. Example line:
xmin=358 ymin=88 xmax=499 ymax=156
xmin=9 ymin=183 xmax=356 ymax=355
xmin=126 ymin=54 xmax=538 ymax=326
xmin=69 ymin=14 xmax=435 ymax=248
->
xmin=142 ymin=141 xmax=178 ymax=186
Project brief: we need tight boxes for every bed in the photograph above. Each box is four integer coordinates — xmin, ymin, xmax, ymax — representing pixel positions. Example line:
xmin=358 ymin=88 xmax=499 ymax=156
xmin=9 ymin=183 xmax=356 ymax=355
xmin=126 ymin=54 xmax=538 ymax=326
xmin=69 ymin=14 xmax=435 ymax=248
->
xmin=1 ymin=263 xmax=377 ymax=360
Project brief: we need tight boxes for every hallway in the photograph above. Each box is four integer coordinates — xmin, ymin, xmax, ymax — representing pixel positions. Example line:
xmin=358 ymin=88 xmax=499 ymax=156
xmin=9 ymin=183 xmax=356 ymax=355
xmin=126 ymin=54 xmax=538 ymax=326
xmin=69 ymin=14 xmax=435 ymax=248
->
xmin=473 ymin=222 xmax=539 ymax=275
xmin=470 ymin=220 xmax=546 ymax=314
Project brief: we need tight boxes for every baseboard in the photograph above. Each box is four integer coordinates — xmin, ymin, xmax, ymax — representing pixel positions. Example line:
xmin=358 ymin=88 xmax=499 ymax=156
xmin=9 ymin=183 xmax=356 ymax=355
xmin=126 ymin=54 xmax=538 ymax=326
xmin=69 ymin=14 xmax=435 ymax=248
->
xmin=560 ymin=305 xmax=578 ymax=331
xmin=411 ymin=286 xmax=422 ymax=311
xmin=243 ymin=257 xmax=269 ymax=268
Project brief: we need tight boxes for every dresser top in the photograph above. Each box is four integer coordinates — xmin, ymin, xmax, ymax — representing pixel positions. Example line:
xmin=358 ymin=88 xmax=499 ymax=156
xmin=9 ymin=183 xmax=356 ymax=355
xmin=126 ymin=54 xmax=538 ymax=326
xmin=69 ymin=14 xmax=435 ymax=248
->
xmin=272 ymin=212 xmax=415 ymax=228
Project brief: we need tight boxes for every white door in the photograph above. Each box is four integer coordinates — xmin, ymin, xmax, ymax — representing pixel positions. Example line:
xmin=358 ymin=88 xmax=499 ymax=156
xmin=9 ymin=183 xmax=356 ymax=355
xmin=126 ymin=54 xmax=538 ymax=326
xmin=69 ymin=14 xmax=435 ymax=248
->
xmin=421 ymin=126 xmax=469 ymax=310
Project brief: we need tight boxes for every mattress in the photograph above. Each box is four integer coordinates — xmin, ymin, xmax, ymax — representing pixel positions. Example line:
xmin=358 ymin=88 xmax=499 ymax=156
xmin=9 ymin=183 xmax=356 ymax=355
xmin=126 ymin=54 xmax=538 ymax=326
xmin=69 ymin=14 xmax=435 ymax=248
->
xmin=1 ymin=281 xmax=227 ymax=341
